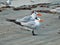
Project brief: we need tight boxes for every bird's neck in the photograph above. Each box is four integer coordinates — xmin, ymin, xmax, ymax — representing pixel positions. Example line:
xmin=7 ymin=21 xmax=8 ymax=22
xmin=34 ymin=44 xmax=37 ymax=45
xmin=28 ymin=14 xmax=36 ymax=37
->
xmin=31 ymin=13 xmax=36 ymax=19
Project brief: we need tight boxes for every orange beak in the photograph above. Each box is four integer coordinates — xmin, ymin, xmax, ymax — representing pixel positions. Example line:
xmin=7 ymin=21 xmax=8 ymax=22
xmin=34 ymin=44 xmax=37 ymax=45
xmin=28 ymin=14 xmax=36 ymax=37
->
xmin=39 ymin=19 xmax=44 ymax=22
xmin=37 ymin=14 xmax=42 ymax=16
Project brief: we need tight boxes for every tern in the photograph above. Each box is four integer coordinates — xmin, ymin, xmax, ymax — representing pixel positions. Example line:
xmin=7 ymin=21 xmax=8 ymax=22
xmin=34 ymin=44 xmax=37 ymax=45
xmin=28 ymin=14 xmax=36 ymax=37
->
xmin=20 ymin=18 xmax=44 ymax=36
xmin=6 ymin=11 xmax=43 ymax=36
xmin=16 ymin=11 xmax=42 ymax=22
xmin=6 ymin=17 xmax=44 ymax=36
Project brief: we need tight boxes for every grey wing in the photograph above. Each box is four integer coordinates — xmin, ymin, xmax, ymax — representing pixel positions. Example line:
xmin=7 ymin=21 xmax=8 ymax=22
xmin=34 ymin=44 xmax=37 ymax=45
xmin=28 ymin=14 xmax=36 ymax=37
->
xmin=21 ymin=21 xmax=37 ymax=29
xmin=26 ymin=21 xmax=36 ymax=28
xmin=19 ymin=16 xmax=31 ymax=22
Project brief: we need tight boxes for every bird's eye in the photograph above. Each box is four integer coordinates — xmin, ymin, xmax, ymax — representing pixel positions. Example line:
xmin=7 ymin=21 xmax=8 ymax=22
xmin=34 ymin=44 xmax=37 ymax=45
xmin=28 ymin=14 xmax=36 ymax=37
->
xmin=35 ymin=17 xmax=38 ymax=19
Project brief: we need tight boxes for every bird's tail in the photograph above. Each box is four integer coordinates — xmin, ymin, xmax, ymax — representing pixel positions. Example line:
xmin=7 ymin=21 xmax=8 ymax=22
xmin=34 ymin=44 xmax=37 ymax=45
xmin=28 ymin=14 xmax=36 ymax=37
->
xmin=6 ymin=18 xmax=16 ymax=22
xmin=6 ymin=18 xmax=23 ymax=26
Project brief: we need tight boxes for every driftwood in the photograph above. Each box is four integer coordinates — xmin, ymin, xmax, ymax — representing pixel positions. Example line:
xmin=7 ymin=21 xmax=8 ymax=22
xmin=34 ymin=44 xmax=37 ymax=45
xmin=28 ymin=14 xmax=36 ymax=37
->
xmin=12 ymin=5 xmax=38 ymax=11
xmin=1 ymin=6 xmax=14 ymax=8
xmin=0 ymin=10 xmax=2 ymax=12
xmin=30 ymin=5 xmax=37 ymax=8
xmin=32 ymin=10 xmax=56 ymax=14
xmin=0 ymin=6 xmax=12 ymax=12
xmin=13 ymin=7 xmax=31 ymax=11
xmin=0 ymin=8 xmax=3 ymax=12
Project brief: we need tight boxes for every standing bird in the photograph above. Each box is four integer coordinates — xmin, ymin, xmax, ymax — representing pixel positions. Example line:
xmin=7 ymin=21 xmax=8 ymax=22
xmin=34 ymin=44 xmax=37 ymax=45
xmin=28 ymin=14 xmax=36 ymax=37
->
xmin=6 ymin=11 xmax=42 ymax=26
xmin=6 ymin=11 xmax=43 ymax=36
xmin=16 ymin=11 xmax=42 ymax=22
xmin=6 ymin=18 xmax=44 ymax=36
xmin=19 ymin=18 xmax=44 ymax=36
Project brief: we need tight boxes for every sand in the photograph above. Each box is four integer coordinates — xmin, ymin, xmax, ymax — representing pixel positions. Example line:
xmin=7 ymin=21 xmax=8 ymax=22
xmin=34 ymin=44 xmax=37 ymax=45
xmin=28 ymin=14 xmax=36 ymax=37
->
xmin=0 ymin=3 xmax=60 ymax=45
xmin=0 ymin=0 xmax=60 ymax=45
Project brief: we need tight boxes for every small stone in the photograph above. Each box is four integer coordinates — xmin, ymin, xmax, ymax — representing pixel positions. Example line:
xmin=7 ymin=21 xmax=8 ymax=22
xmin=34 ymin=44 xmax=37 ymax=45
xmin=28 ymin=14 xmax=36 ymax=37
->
xmin=46 ymin=24 xmax=50 ymax=26
xmin=57 ymin=32 xmax=60 ymax=34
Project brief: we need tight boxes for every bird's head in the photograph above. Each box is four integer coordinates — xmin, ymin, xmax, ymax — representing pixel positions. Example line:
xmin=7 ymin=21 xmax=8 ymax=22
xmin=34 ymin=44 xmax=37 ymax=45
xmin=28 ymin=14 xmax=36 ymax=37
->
xmin=32 ymin=11 xmax=42 ymax=16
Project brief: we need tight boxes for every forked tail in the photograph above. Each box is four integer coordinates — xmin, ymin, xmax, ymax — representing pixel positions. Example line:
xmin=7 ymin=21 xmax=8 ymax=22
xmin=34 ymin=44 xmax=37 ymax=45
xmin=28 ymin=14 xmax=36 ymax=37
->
xmin=6 ymin=18 xmax=23 ymax=26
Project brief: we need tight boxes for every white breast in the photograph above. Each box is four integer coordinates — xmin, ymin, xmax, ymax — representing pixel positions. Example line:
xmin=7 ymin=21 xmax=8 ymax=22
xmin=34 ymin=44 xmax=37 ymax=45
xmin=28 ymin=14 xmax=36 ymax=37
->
xmin=34 ymin=20 xmax=40 ymax=26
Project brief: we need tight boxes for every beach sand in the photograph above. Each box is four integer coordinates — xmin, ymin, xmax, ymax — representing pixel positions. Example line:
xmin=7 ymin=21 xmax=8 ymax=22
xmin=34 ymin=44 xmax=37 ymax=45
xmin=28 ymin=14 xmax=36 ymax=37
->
xmin=0 ymin=0 xmax=60 ymax=45
xmin=0 ymin=7 xmax=60 ymax=45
